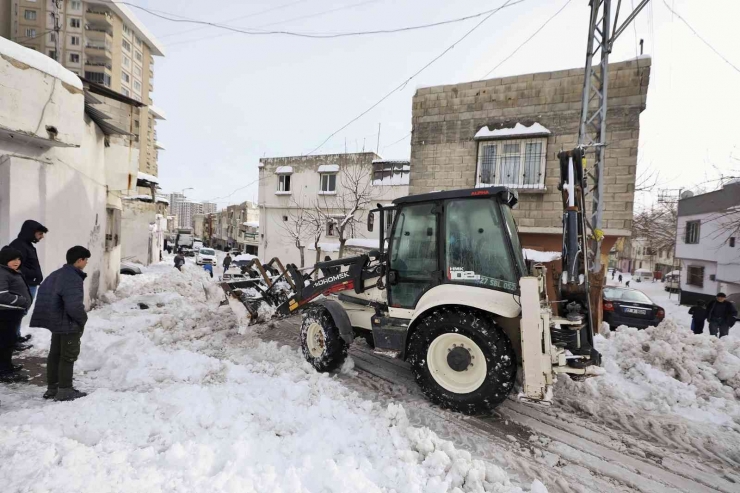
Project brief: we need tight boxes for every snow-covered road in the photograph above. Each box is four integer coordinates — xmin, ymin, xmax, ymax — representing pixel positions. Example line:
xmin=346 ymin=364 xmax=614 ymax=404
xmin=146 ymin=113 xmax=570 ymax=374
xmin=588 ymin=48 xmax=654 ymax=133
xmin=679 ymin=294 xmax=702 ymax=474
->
xmin=0 ymin=263 xmax=543 ymax=493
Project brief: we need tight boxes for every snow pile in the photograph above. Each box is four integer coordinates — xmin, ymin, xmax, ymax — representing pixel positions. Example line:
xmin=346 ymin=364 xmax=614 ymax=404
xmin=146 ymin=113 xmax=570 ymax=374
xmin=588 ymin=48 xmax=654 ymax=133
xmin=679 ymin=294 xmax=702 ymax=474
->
xmin=522 ymin=249 xmax=560 ymax=263
xmin=0 ymin=262 xmax=538 ymax=492
xmin=561 ymin=321 xmax=740 ymax=424
xmin=137 ymin=171 xmax=159 ymax=184
xmin=0 ymin=36 xmax=82 ymax=89
xmin=474 ymin=123 xmax=550 ymax=140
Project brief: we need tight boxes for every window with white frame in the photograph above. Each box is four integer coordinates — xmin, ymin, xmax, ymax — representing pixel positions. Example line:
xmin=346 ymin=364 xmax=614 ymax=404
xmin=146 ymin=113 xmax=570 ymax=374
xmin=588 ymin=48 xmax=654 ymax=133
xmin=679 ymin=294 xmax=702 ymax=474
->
xmin=135 ymin=50 xmax=143 ymax=62
xmin=122 ymin=39 xmax=131 ymax=51
xmin=134 ymin=65 xmax=141 ymax=77
xmin=70 ymin=35 xmax=80 ymax=45
xmin=685 ymin=220 xmax=700 ymax=244
xmin=277 ymin=174 xmax=291 ymax=192
xmin=133 ymin=80 xmax=141 ymax=91
xmin=25 ymin=28 xmax=36 ymax=38
xmin=326 ymin=219 xmax=336 ymax=237
xmin=121 ymin=87 xmax=130 ymax=97
xmin=24 ymin=9 xmax=36 ymax=20
xmin=69 ymin=53 xmax=79 ymax=63
xmin=320 ymin=173 xmax=336 ymax=193
xmin=70 ymin=1 xmax=82 ymax=11
xmin=123 ymin=55 xmax=130 ymax=68
xmin=123 ymin=24 xmax=131 ymax=35
xmin=69 ymin=17 xmax=80 ymax=28
xmin=476 ymin=137 xmax=547 ymax=189
xmin=135 ymin=36 xmax=142 ymax=47
xmin=122 ymin=71 xmax=130 ymax=83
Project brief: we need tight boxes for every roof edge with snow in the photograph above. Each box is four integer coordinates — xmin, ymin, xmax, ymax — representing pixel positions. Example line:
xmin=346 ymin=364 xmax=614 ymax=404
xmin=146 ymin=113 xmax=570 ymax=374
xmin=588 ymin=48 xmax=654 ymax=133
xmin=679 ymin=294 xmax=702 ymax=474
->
xmin=0 ymin=37 xmax=82 ymax=90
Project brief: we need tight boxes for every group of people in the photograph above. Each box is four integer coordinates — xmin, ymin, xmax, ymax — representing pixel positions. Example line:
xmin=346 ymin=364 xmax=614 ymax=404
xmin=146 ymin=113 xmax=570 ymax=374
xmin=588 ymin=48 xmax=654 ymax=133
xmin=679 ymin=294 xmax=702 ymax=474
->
xmin=0 ymin=220 xmax=91 ymax=401
xmin=689 ymin=293 xmax=737 ymax=338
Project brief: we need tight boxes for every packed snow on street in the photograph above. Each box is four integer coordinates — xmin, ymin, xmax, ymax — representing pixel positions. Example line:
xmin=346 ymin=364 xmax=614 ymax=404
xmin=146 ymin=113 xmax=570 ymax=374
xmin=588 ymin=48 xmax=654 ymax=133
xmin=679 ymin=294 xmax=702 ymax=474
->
xmin=0 ymin=263 xmax=544 ymax=493
xmin=1 ymin=263 xmax=739 ymax=492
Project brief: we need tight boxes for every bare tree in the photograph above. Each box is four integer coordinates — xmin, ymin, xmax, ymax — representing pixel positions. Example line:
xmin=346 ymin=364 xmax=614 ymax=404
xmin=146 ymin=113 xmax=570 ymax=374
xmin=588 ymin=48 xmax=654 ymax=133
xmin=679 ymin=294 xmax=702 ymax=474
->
xmin=317 ymin=162 xmax=375 ymax=258
xmin=278 ymin=196 xmax=311 ymax=268
xmin=305 ymin=207 xmax=325 ymax=269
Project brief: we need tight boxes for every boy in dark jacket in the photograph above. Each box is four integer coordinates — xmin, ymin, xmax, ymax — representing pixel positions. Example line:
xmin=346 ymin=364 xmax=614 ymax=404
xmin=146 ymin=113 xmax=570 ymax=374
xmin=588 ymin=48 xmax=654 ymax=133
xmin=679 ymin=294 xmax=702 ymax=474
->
xmin=705 ymin=292 xmax=738 ymax=338
xmin=688 ymin=301 xmax=707 ymax=335
xmin=0 ymin=247 xmax=32 ymax=382
xmin=30 ymin=246 xmax=90 ymax=401
xmin=9 ymin=220 xmax=48 ymax=345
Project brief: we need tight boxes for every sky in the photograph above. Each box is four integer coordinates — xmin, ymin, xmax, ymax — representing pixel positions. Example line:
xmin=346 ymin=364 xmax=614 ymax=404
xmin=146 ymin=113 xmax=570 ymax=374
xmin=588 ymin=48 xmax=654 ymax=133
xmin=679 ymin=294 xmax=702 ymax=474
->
xmin=134 ymin=0 xmax=740 ymax=210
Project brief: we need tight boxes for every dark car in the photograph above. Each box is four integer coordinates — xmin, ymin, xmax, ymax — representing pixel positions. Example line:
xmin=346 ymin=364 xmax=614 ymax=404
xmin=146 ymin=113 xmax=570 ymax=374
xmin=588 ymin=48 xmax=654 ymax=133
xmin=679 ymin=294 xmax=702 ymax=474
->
xmin=603 ymin=286 xmax=664 ymax=330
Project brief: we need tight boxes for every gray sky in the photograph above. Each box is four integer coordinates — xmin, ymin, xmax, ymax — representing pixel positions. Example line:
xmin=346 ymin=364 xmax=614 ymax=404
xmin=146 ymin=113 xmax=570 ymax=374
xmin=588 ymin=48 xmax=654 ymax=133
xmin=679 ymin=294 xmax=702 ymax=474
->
xmin=139 ymin=0 xmax=740 ymax=209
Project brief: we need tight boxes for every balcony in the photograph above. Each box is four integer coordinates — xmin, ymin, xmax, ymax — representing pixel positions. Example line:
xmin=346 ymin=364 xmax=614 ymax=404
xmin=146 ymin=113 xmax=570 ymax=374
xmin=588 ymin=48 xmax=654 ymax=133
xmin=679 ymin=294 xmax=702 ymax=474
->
xmin=84 ymin=60 xmax=112 ymax=71
xmin=84 ymin=41 xmax=112 ymax=60
xmin=85 ymin=9 xmax=113 ymax=27
xmin=85 ymin=25 xmax=112 ymax=43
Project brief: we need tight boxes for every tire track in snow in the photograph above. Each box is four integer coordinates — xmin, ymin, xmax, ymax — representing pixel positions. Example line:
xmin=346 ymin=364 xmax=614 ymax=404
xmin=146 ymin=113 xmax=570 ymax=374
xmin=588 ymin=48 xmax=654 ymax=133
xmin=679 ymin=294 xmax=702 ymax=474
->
xmin=263 ymin=317 xmax=738 ymax=493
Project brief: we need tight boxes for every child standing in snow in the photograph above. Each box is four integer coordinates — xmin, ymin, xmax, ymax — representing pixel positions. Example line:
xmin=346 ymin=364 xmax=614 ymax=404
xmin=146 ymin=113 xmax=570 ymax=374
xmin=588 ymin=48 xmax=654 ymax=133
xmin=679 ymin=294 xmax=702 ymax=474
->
xmin=618 ymin=274 xmax=623 ymax=284
xmin=688 ymin=301 xmax=707 ymax=335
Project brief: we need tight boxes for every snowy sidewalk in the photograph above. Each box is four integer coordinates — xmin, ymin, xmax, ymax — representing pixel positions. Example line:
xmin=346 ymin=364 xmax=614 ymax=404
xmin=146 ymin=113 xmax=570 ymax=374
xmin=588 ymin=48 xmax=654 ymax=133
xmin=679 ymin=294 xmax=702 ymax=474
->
xmin=0 ymin=263 xmax=542 ymax=493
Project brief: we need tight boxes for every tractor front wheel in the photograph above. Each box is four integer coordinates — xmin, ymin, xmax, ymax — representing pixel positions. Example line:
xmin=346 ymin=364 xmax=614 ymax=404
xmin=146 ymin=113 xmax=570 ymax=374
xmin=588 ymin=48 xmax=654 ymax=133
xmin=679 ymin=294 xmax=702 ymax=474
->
xmin=407 ymin=307 xmax=516 ymax=415
xmin=300 ymin=307 xmax=348 ymax=372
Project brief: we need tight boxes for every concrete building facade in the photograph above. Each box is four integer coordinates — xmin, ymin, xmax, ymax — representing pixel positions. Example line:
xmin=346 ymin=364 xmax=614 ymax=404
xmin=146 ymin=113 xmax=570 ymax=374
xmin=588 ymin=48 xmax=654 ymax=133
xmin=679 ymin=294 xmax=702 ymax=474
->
xmin=258 ymin=153 xmax=409 ymax=268
xmin=0 ymin=39 xmax=141 ymax=305
xmin=0 ymin=0 xmax=165 ymax=177
xmin=409 ymin=58 xmax=651 ymax=256
xmin=675 ymin=182 xmax=740 ymax=305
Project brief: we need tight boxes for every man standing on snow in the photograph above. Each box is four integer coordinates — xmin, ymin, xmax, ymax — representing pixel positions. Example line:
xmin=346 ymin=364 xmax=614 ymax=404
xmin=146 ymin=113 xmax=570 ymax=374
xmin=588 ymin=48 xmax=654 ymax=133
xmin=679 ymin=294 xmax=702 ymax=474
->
xmin=30 ymin=246 xmax=90 ymax=401
xmin=174 ymin=251 xmax=185 ymax=271
xmin=8 ymin=219 xmax=48 ymax=348
xmin=688 ymin=301 xmax=708 ymax=335
xmin=706 ymin=293 xmax=737 ymax=338
xmin=223 ymin=253 xmax=232 ymax=273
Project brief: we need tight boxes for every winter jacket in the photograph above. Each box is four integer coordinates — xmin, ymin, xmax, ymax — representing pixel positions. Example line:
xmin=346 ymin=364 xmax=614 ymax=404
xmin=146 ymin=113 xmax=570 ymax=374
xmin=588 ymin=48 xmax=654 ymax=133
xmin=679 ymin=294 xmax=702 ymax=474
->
xmin=30 ymin=264 xmax=87 ymax=334
xmin=706 ymin=300 xmax=738 ymax=326
xmin=0 ymin=265 xmax=31 ymax=311
xmin=688 ymin=305 xmax=707 ymax=323
xmin=223 ymin=257 xmax=232 ymax=268
xmin=174 ymin=255 xmax=185 ymax=268
xmin=9 ymin=220 xmax=47 ymax=286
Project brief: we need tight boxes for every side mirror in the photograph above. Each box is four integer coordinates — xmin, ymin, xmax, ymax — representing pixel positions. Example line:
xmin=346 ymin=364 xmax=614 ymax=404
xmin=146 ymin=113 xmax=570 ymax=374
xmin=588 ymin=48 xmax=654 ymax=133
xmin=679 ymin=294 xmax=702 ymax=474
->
xmin=367 ymin=212 xmax=374 ymax=232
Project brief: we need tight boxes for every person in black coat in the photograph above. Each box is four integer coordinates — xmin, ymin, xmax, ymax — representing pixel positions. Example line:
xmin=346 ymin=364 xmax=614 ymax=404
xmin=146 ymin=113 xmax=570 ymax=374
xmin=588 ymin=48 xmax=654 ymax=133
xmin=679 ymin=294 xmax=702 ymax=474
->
xmin=174 ymin=251 xmax=185 ymax=271
xmin=8 ymin=219 xmax=48 ymax=345
xmin=0 ymin=247 xmax=32 ymax=383
xmin=705 ymin=292 xmax=738 ymax=338
xmin=30 ymin=246 xmax=90 ymax=401
xmin=688 ymin=301 xmax=707 ymax=335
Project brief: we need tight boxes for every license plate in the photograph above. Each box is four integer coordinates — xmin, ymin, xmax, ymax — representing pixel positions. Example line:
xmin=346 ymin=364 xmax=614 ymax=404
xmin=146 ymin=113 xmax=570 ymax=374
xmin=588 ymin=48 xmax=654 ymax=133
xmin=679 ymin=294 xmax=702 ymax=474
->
xmin=625 ymin=308 xmax=647 ymax=315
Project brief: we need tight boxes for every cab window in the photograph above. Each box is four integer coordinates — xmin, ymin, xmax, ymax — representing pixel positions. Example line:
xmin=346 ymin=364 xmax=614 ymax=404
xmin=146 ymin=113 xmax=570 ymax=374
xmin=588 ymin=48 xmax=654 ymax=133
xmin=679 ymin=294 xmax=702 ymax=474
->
xmin=445 ymin=199 xmax=518 ymax=292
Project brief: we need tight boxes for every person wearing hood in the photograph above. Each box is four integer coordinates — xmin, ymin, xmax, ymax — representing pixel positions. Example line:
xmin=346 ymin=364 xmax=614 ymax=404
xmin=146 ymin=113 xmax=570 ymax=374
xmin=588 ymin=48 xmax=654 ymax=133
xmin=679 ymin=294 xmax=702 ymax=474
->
xmin=30 ymin=246 xmax=90 ymax=401
xmin=9 ymin=219 xmax=48 ymax=346
xmin=0 ymin=247 xmax=32 ymax=383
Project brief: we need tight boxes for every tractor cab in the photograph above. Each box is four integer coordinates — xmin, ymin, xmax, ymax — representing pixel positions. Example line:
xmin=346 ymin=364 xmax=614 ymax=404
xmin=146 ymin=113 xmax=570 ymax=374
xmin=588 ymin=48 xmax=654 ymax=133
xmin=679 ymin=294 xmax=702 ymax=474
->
xmin=374 ymin=187 xmax=527 ymax=310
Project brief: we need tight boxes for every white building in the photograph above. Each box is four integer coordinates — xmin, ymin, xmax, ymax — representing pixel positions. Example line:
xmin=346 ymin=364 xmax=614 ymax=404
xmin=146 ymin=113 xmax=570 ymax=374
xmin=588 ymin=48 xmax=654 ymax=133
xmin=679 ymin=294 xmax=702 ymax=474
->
xmin=258 ymin=153 xmax=409 ymax=268
xmin=0 ymin=38 xmax=142 ymax=305
xmin=675 ymin=182 xmax=740 ymax=305
xmin=624 ymin=237 xmax=676 ymax=276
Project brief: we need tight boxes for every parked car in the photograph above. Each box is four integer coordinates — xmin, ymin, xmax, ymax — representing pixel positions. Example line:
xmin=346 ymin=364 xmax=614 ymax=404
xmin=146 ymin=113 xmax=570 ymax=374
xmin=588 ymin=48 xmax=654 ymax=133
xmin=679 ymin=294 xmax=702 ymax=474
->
xmin=664 ymin=270 xmax=680 ymax=292
xmin=603 ymin=286 xmax=664 ymax=330
xmin=196 ymin=247 xmax=217 ymax=265
xmin=120 ymin=261 xmax=142 ymax=276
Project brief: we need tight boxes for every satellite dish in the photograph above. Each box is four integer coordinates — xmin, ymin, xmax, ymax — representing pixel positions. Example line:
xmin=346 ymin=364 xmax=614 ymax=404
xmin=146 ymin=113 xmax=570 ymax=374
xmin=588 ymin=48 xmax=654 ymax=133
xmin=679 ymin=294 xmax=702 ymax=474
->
xmin=680 ymin=191 xmax=694 ymax=199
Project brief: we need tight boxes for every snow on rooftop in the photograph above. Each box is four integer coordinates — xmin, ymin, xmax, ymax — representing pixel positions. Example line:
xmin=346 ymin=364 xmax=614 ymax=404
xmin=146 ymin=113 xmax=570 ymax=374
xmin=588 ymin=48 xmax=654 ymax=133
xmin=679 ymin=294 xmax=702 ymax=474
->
xmin=346 ymin=238 xmax=380 ymax=249
xmin=137 ymin=171 xmax=159 ymax=184
xmin=243 ymin=221 xmax=259 ymax=228
xmin=475 ymin=122 xmax=551 ymax=140
xmin=156 ymin=196 xmax=169 ymax=204
xmin=148 ymin=104 xmax=166 ymax=120
xmin=122 ymin=194 xmax=155 ymax=202
xmin=275 ymin=166 xmax=293 ymax=174
xmin=0 ymin=37 xmax=82 ymax=90
xmin=372 ymin=159 xmax=410 ymax=165
xmin=155 ymin=141 xmax=166 ymax=151
xmin=318 ymin=164 xmax=339 ymax=173
xmin=523 ymin=249 xmax=561 ymax=263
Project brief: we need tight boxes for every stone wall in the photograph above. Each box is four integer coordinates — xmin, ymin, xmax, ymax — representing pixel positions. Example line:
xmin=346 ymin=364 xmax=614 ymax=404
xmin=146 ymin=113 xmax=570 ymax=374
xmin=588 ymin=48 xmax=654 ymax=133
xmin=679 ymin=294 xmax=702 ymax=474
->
xmin=410 ymin=58 xmax=651 ymax=236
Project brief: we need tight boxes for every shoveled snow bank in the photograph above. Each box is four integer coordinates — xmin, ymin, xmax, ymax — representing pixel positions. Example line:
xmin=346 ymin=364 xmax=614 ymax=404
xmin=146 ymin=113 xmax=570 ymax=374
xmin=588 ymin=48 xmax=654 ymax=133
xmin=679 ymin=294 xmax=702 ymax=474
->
xmin=523 ymin=249 xmax=561 ymax=263
xmin=0 ymin=263 xmax=539 ymax=492
xmin=0 ymin=36 xmax=82 ymax=90
xmin=556 ymin=320 xmax=740 ymax=459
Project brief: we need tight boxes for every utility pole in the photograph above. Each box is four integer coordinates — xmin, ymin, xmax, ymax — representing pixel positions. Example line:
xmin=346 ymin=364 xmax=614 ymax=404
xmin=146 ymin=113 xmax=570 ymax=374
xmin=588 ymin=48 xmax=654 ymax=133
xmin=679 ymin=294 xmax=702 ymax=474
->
xmin=577 ymin=0 xmax=651 ymax=273
xmin=376 ymin=123 xmax=381 ymax=154
xmin=51 ymin=0 xmax=62 ymax=62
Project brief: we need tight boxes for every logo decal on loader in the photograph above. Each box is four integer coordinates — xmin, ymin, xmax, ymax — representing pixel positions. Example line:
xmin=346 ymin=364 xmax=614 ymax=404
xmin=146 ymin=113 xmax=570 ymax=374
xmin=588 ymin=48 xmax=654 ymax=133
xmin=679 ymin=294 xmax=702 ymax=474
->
xmin=449 ymin=267 xmax=481 ymax=281
xmin=315 ymin=271 xmax=350 ymax=287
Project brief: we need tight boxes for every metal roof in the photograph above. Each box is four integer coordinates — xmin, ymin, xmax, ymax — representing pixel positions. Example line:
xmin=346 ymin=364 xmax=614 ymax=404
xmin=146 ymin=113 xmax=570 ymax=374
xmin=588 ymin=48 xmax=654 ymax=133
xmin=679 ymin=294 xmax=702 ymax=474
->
xmin=81 ymin=78 xmax=145 ymax=107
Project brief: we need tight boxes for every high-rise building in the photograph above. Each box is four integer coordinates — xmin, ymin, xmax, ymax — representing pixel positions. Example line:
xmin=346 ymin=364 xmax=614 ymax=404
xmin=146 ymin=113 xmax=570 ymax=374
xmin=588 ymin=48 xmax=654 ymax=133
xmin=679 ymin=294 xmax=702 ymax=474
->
xmin=166 ymin=194 xmax=217 ymax=229
xmin=201 ymin=202 xmax=217 ymax=215
xmin=0 ymin=0 xmax=165 ymax=177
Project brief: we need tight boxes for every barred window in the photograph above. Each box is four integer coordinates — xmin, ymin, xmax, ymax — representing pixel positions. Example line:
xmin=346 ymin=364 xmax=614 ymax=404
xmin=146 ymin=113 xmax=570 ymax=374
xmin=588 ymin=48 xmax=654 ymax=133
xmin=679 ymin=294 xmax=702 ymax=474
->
xmin=476 ymin=138 xmax=547 ymax=189
xmin=687 ymin=266 xmax=704 ymax=287
xmin=372 ymin=161 xmax=410 ymax=186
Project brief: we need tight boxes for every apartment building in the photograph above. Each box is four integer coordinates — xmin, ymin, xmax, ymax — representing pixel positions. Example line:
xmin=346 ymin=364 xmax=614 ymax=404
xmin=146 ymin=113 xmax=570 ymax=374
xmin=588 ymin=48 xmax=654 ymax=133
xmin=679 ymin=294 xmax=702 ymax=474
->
xmin=0 ymin=0 xmax=165 ymax=177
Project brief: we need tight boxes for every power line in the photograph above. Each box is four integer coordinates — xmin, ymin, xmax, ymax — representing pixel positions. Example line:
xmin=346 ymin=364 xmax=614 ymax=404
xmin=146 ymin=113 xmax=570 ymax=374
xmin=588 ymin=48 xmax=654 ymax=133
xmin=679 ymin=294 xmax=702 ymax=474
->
xmin=661 ymin=0 xmax=740 ymax=75
xmin=481 ymin=0 xmax=572 ymax=79
xmin=158 ymin=0 xmax=311 ymax=39
xmin=305 ymin=0 xmax=524 ymax=156
xmin=14 ymin=29 xmax=54 ymax=42
xmin=382 ymin=132 xmax=412 ymax=152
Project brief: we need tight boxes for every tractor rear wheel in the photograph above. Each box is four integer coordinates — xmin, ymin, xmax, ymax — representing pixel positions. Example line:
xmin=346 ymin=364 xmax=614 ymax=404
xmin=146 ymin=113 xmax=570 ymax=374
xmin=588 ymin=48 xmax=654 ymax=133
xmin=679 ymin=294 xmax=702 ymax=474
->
xmin=407 ymin=307 xmax=516 ymax=415
xmin=300 ymin=307 xmax=348 ymax=372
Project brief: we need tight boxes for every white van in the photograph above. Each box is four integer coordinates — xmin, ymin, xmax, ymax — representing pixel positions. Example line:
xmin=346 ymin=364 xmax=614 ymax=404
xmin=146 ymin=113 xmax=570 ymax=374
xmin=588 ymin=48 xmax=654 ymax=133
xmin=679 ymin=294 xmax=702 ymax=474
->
xmin=633 ymin=268 xmax=653 ymax=282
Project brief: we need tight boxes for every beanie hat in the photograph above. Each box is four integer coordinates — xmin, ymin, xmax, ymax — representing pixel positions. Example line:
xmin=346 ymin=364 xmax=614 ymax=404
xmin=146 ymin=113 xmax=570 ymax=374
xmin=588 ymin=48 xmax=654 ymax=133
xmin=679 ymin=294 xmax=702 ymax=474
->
xmin=0 ymin=246 xmax=23 ymax=266
xmin=717 ymin=292 xmax=727 ymax=298
xmin=66 ymin=245 xmax=91 ymax=265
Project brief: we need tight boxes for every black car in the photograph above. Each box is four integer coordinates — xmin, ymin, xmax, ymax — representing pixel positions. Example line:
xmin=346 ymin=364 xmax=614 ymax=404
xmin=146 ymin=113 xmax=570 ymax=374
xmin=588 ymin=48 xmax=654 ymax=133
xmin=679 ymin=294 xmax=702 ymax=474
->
xmin=603 ymin=286 xmax=665 ymax=330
